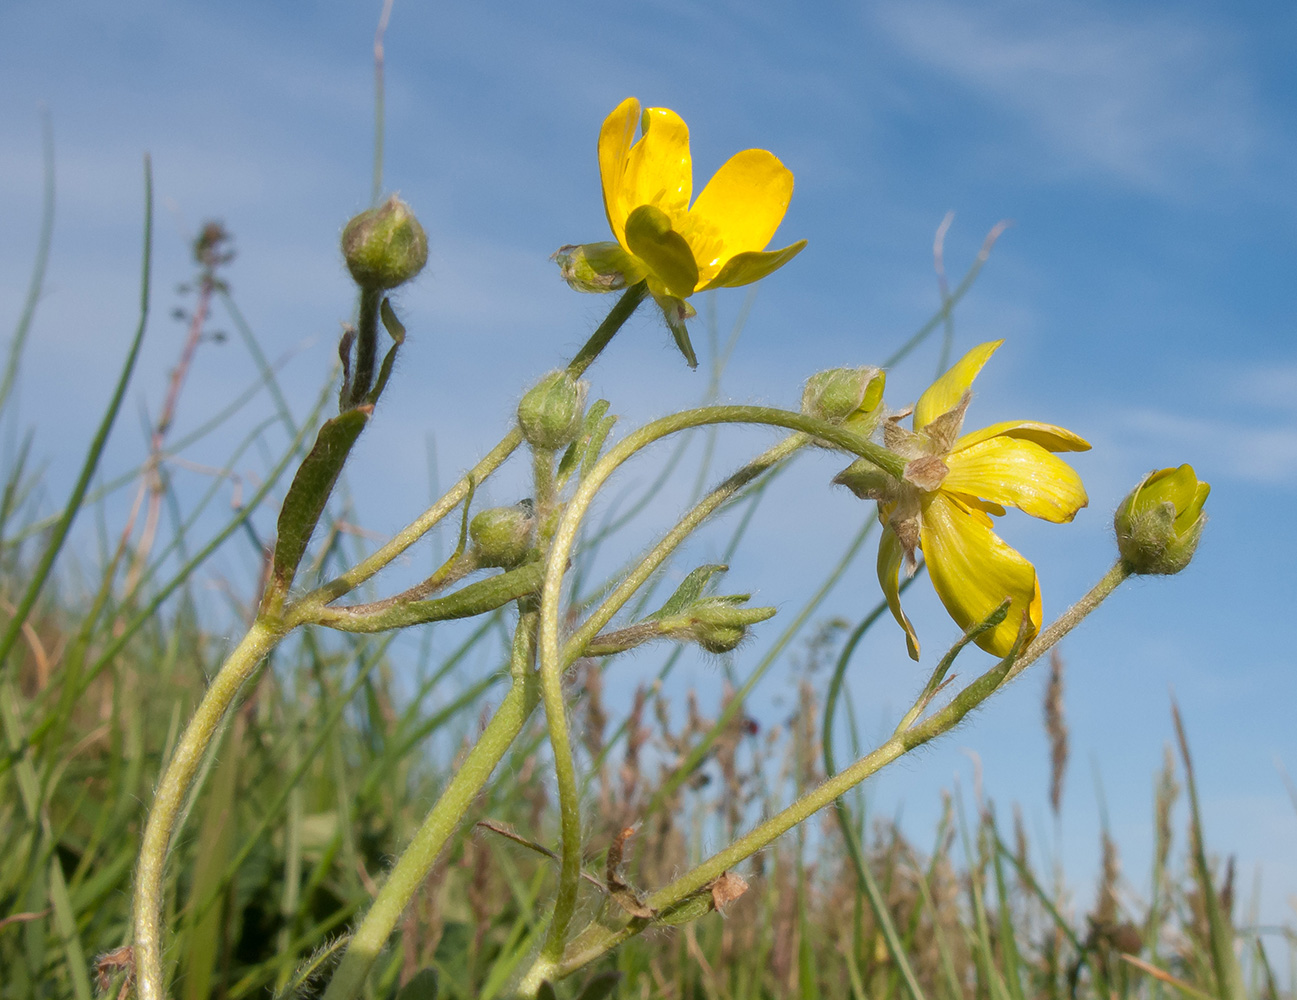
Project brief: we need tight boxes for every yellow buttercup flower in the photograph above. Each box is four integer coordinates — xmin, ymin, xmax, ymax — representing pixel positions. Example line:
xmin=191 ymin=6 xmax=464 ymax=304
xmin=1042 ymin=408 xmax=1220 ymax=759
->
xmin=565 ymin=97 xmax=806 ymax=366
xmin=837 ymin=341 xmax=1090 ymax=659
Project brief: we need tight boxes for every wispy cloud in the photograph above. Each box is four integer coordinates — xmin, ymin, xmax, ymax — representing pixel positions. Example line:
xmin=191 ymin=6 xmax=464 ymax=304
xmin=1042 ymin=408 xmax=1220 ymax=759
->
xmin=1121 ymin=407 xmax=1297 ymax=484
xmin=872 ymin=0 xmax=1258 ymax=193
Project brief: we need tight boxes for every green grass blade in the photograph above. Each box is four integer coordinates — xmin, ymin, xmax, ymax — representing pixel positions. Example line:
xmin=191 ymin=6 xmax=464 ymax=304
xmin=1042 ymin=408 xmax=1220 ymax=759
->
xmin=0 ymin=155 xmax=152 ymax=678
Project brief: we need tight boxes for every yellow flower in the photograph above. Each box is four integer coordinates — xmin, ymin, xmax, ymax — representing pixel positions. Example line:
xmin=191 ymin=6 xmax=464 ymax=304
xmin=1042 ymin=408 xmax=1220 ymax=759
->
xmin=837 ymin=341 xmax=1090 ymax=659
xmin=589 ymin=97 xmax=806 ymax=365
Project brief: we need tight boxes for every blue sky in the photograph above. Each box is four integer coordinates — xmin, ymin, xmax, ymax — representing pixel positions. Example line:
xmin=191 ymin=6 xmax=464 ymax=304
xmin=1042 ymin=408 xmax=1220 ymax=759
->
xmin=2 ymin=0 xmax=1295 ymax=928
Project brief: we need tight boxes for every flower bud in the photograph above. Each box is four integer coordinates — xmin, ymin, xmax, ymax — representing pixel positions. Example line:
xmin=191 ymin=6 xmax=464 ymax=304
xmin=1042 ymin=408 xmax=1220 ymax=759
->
xmin=469 ymin=502 xmax=536 ymax=569
xmin=518 ymin=371 xmax=588 ymax=451
xmin=802 ymin=367 xmax=886 ymax=434
xmin=552 ymin=242 xmax=646 ymax=293
xmin=1114 ymin=465 xmax=1209 ymax=575
xmin=662 ymin=597 xmax=776 ymax=654
xmin=341 ymin=196 xmax=428 ymax=291
xmin=833 ymin=456 xmax=898 ymax=502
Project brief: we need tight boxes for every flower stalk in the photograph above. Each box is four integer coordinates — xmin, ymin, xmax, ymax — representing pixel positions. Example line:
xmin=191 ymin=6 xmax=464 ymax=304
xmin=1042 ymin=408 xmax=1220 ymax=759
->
xmin=549 ymin=559 xmax=1133 ymax=982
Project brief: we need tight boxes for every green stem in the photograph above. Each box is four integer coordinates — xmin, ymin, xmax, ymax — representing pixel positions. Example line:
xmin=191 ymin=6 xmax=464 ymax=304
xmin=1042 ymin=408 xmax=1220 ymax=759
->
xmin=132 ymin=618 xmax=284 ymax=1000
xmin=321 ymin=617 xmax=540 ymax=1000
xmin=305 ymin=283 xmax=647 ymax=607
xmin=303 ymin=562 xmax=544 ymax=632
xmin=1005 ymin=560 xmax=1129 ymax=684
xmin=345 ymin=287 xmax=383 ymax=408
xmin=555 ymin=560 xmax=1131 ymax=980
xmin=564 ymin=433 xmax=806 ymax=667
xmin=526 ymin=407 xmax=895 ymax=986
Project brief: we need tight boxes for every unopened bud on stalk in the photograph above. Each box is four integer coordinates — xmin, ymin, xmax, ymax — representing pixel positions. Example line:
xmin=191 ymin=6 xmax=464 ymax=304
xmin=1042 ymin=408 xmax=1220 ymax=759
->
xmin=469 ymin=502 xmax=536 ymax=569
xmin=662 ymin=597 xmax=776 ymax=654
xmin=341 ymin=196 xmax=428 ymax=291
xmin=834 ymin=456 xmax=899 ymax=502
xmin=518 ymin=371 xmax=588 ymax=451
xmin=801 ymin=366 xmax=886 ymax=434
xmin=1114 ymin=465 xmax=1209 ymax=575
xmin=552 ymin=242 xmax=645 ymax=293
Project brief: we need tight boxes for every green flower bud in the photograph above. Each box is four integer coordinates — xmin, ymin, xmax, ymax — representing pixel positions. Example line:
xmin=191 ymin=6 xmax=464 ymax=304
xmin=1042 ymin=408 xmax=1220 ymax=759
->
xmin=518 ymin=371 xmax=588 ymax=451
xmin=1114 ymin=465 xmax=1209 ymax=575
xmin=661 ymin=597 xmax=776 ymax=654
xmin=833 ymin=456 xmax=898 ymax=502
xmin=469 ymin=502 xmax=536 ymax=569
xmin=341 ymin=195 xmax=428 ymax=291
xmin=552 ymin=242 xmax=646 ymax=293
xmin=802 ymin=366 xmax=886 ymax=433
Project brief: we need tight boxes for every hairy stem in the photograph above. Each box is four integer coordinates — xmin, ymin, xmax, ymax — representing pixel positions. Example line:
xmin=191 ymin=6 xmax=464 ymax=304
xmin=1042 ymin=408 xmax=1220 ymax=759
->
xmin=321 ymin=616 xmax=540 ymax=1000
xmin=524 ymin=406 xmax=896 ymax=989
xmin=554 ymin=559 xmax=1130 ymax=979
xmin=132 ymin=619 xmax=283 ymax=1000
xmin=306 ymin=282 xmax=647 ymax=607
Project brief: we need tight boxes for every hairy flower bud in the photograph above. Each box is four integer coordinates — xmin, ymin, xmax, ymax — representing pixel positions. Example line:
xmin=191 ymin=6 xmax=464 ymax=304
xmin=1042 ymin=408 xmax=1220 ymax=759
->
xmin=1114 ymin=465 xmax=1209 ymax=575
xmin=801 ymin=366 xmax=886 ymax=434
xmin=661 ymin=597 xmax=776 ymax=654
xmin=469 ymin=502 xmax=536 ymax=569
xmin=518 ymin=371 xmax=588 ymax=451
xmin=341 ymin=196 xmax=428 ymax=291
xmin=552 ymin=242 xmax=646 ymax=293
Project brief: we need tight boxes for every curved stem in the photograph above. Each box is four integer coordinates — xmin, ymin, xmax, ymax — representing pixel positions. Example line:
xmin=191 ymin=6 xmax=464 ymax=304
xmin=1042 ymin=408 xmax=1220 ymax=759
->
xmin=133 ymin=618 xmax=283 ymax=1000
xmin=554 ymin=559 xmax=1131 ymax=980
xmin=527 ymin=405 xmax=900 ymax=982
xmin=304 ymin=283 xmax=647 ymax=608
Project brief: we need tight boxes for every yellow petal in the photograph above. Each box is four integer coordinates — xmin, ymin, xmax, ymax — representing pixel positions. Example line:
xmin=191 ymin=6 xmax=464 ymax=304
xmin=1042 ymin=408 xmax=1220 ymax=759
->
xmin=878 ymin=524 xmax=921 ymax=660
xmin=914 ymin=340 xmax=1002 ymax=431
xmin=955 ymin=420 xmax=1091 ymax=454
xmin=690 ymin=149 xmax=795 ymax=265
xmin=943 ymin=436 xmax=1088 ymax=523
xmin=920 ymin=492 xmax=1041 ymax=657
xmin=698 ymin=240 xmax=807 ymax=291
xmin=624 ymin=205 xmax=700 ymax=300
xmin=599 ymin=97 xmax=642 ymax=244
xmin=619 ymin=107 xmax=692 ymax=237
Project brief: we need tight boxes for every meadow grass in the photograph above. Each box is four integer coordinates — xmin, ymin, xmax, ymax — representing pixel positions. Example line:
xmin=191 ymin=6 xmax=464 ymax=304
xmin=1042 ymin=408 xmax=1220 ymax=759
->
xmin=1 ymin=170 xmax=1292 ymax=1000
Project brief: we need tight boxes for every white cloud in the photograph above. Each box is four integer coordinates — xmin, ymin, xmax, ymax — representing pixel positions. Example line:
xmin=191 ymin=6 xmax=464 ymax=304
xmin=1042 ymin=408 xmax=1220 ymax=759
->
xmin=873 ymin=0 xmax=1257 ymax=192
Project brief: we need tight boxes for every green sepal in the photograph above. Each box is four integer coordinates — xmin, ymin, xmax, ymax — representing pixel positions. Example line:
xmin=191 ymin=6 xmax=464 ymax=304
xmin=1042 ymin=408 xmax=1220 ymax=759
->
xmin=657 ymin=294 xmax=699 ymax=369
xmin=271 ymin=407 xmax=369 ymax=593
xmin=624 ymin=204 xmax=698 ymax=298
xmin=558 ymin=398 xmax=615 ymax=483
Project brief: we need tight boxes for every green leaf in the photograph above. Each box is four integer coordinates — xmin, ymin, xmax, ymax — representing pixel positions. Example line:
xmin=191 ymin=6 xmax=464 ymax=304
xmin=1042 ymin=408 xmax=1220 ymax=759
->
xmin=649 ymin=564 xmax=728 ymax=619
xmin=623 ymin=204 xmax=698 ymax=298
xmin=379 ymin=296 xmax=407 ymax=343
xmin=272 ymin=407 xmax=369 ymax=591
xmin=364 ymin=297 xmax=407 ymax=404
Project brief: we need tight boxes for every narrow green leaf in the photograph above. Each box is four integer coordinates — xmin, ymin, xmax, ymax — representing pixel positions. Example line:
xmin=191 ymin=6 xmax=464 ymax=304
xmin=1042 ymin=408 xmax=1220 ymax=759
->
xmin=649 ymin=564 xmax=728 ymax=619
xmin=272 ymin=407 xmax=369 ymax=590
